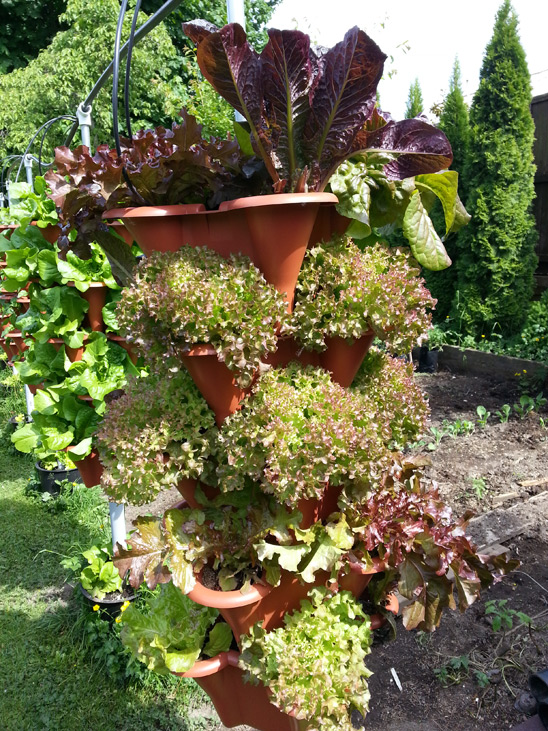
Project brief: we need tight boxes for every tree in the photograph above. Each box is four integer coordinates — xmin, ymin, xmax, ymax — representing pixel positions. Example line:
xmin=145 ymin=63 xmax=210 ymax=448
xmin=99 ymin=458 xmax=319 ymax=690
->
xmin=0 ymin=0 xmax=65 ymax=73
xmin=0 ymin=0 xmax=185 ymax=163
xmin=425 ymin=58 xmax=470 ymax=322
xmin=451 ymin=0 xmax=538 ymax=338
xmin=405 ymin=78 xmax=424 ymax=118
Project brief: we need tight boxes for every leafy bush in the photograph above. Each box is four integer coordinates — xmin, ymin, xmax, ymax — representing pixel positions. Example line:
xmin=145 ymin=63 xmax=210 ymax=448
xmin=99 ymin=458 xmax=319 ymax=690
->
xmin=451 ymin=0 xmax=538 ymax=338
xmin=239 ymin=588 xmax=372 ymax=731
xmin=117 ymin=247 xmax=288 ymax=387
xmin=285 ymin=236 xmax=435 ymax=353
xmin=97 ymin=369 xmax=215 ymax=505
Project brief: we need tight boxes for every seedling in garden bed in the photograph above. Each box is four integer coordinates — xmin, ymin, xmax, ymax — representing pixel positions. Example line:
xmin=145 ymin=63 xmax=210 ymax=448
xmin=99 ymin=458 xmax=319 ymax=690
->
xmin=494 ymin=404 xmax=512 ymax=423
xmin=468 ymin=476 xmax=488 ymax=500
xmin=434 ymin=655 xmax=470 ymax=687
xmin=513 ymin=394 xmax=537 ymax=419
xmin=476 ymin=405 xmax=490 ymax=427
xmin=484 ymin=599 xmax=532 ymax=633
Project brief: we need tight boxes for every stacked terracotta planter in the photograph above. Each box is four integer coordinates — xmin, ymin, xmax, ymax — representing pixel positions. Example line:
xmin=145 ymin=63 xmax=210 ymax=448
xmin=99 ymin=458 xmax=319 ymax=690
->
xmin=0 ymin=223 xmax=127 ymax=489
xmin=109 ymin=193 xmax=392 ymax=730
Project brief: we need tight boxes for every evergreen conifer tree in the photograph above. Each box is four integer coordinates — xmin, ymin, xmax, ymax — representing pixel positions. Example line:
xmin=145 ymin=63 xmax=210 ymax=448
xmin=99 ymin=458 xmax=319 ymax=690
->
xmin=405 ymin=79 xmax=424 ymax=118
xmin=451 ymin=0 xmax=537 ymax=338
xmin=425 ymin=59 xmax=470 ymax=321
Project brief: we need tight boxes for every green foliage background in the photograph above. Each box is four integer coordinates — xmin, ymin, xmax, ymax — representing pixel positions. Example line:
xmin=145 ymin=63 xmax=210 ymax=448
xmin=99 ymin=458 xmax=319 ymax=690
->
xmin=405 ymin=78 xmax=424 ymax=118
xmin=0 ymin=0 xmax=66 ymax=73
xmin=0 ymin=0 xmax=280 ymax=164
xmin=425 ymin=59 xmax=470 ymax=322
xmin=450 ymin=0 xmax=538 ymax=338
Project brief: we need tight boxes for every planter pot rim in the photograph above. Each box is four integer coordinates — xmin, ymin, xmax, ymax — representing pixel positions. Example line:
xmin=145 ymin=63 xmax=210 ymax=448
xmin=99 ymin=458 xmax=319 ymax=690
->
xmin=188 ymin=572 xmax=273 ymax=609
xmin=103 ymin=203 xmax=206 ymax=219
xmin=182 ymin=343 xmax=217 ymax=357
xmin=35 ymin=460 xmax=78 ymax=475
xmin=348 ymin=557 xmax=387 ymax=575
xmin=219 ymin=192 xmax=337 ymax=212
xmin=102 ymin=193 xmax=338 ymax=222
xmin=66 ymin=280 xmax=108 ymax=289
xmin=175 ymin=649 xmax=244 ymax=678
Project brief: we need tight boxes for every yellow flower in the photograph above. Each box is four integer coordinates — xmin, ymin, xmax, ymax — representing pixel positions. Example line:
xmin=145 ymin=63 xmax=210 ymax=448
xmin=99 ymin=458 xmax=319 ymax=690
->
xmin=523 ymin=369 xmax=527 ymax=373
xmin=115 ymin=616 xmax=122 ymax=623
xmin=121 ymin=601 xmax=130 ymax=612
xmin=92 ymin=604 xmax=100 ymax=611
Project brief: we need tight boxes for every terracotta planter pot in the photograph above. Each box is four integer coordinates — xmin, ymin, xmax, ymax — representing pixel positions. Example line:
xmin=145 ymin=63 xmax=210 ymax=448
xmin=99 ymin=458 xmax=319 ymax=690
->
xmin=0 ymin=338 xmax=20 ymax=360
xmin=221 ymin=193 xmax=337 ymax=309
xmin=189 ymin=558 xmax=384 ymax=644
xmin=297 ymin=483 xmax=343 ymax=529
xmin=4 ymin=330 xmax=27 ymax=356
xmin=180 ymin=344 xmax=250 ymax=426
xmin=178 ymin=651 xmax=301 ymax=731
xmin=109 ymin=220 xmax=134 ymax=245
xmin=308 ymin=204 xmax=350 ymax=246
xmin=319 ymin=330 xmax=376 ymax=388
xmin=66 ymin=282 xmax=107 ymax=332
xmin=71 ymin=450 xmax=103 ymax=488
xmin=47 ymin=336 xmax=88 ymax=362
xmin=103 ymin=193 xmax=338 ymax=309
xmin=370 ymin=592 xmax=399 ymax=630
xmin=175 ymin=476 xmax=220 ymax=508
xmin=106 ymin=334 xmax=139 ymax=364
xmin=103 ymin=203 xmax=253 ymax=258
xmin=262 ymin=336 xmax=320 ymax=370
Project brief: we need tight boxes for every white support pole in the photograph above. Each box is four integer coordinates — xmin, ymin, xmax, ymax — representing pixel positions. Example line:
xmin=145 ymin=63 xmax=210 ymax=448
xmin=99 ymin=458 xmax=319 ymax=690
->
xmin=23 ymin=155 xmax=34 ymax=189
xmin=109 ymin=502 xmax=127 ymax=552
xmin=226 ymin=0 xmax=245 ymax=26
xmin=227 ymin=0 xmax=246 ymax=123
xmin=23 ymin=384 xmax=34 ymax=421
xmin=76 ymin=103 xmax=93 ymax=151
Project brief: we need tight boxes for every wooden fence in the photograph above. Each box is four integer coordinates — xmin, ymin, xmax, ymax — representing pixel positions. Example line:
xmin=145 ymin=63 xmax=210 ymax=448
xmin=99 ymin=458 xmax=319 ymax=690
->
xmin=532 ymin=93 xmax=548 ymax=267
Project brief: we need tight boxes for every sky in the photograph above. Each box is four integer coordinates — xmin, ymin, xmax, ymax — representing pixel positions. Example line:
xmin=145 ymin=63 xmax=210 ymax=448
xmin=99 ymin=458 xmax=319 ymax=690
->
xmin=269 ymin=0 xmax=548 ymax=120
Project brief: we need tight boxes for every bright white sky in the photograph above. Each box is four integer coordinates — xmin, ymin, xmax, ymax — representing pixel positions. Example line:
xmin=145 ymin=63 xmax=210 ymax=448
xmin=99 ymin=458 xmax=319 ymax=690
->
xmin=269 ymin=0 xmax=548 ymax=120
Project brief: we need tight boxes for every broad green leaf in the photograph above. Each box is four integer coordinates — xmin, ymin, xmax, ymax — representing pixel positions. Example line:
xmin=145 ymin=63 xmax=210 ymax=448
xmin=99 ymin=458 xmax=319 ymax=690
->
xmin=233 ymin=121 xmax=255 ymax=156
xmin=415 ymin=171 xmax=459 ymax=234
xmin=203 ymin=623 xmax=233 ymax=657
xmin=11 ymin=422 xmax=40 ymax=452
xmin=34 ymin=388 xmax=59 ymax=415
xmin=448 ymin=193 xmax=471 ymax=235
xmin=403 ymin=191 xmax=451 ymax=271
xmin=255 ymin=542 xmax=309 ymax=572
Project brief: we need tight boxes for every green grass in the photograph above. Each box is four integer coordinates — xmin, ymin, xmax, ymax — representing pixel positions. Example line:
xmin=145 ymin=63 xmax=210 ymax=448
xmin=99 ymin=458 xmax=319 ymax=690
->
xmin=0 ymin=370 xmax=217 ymax=731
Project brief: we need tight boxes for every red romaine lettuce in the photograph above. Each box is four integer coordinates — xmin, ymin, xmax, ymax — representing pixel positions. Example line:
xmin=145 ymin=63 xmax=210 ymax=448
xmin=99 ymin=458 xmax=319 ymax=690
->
xmin=183 ymin=22 xmax=453 ymax=192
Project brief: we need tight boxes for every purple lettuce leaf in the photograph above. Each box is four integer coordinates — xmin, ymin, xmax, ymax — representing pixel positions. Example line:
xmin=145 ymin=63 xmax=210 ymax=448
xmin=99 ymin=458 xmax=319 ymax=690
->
xmin=302 ymin=27 xmax=386 ymax=190
xmin=351 ymin=115 xmax=453 ymax=179
xmin=183 ymin=22 xmax=387 ymax=192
